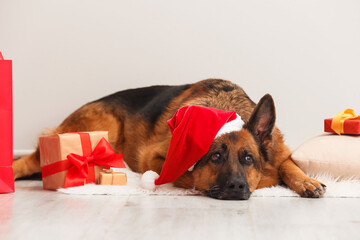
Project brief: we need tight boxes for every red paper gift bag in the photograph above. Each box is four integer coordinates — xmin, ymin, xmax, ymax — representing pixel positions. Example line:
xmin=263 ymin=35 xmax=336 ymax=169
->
xmin=0 ymin=51 xmax=14 ymax=193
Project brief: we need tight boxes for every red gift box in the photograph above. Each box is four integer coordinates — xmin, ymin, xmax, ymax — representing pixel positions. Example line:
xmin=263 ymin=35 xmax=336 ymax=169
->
xmin=324 ymin=118 xmax=360 ymax=135
xmin=39 ymin=131 xmax=126 ymax=190
xmin=0 ymin=51 xmax=14 ymax=193
xmin=324 ymin=109 xmax=360 ymax=135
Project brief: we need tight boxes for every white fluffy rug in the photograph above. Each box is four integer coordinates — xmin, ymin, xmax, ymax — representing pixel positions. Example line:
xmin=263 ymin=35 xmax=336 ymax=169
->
xmin=58 ymin=168 xmax=360 ymax=198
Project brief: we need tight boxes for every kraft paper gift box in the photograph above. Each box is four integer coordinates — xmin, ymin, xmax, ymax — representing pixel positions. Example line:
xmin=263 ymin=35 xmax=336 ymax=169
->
xmin=39 ymin=131 xmax=125 ymax=190
xmin=0 ymin=51 xmax=14 ymax=193
xmin=98 ymin=169 xmax=127 ymax=185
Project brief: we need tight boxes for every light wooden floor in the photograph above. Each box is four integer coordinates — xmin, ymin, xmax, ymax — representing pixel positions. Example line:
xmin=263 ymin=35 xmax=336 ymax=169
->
xmin=1 ymin=180 xmax=360 ymax=240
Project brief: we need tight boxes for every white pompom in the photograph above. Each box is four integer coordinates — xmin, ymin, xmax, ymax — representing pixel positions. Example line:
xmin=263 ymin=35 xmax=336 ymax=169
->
xmin=141 ymin=171 xmax=160 ymax=190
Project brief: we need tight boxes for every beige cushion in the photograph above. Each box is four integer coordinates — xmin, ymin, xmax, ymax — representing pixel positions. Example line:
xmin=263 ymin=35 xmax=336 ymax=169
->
xmin=292 ymin=134 xmax=360 ymax=179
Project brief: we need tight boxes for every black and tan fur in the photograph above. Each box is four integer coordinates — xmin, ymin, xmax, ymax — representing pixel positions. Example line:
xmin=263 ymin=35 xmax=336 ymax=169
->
xmin=13 ymin=79 xmax=326 ymax=200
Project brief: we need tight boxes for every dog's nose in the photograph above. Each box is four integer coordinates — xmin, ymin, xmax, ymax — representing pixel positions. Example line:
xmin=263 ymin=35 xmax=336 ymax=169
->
xmin=227 ymin=178 xmax=246 ymax=190
xmin=226 ymin=176 xmax=247 ymax=191
xmin=223 ymin=176 xmax=250 ymax=200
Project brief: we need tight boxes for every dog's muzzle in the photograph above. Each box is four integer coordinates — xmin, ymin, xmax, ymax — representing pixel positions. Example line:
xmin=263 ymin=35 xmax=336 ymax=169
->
xmin=206 ymin=176 xmax=251 ymax=200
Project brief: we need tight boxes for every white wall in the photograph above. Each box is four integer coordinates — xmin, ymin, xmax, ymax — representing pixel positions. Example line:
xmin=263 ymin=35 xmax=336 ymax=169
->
xmin=1 ymin=0 xmax=359 ymax=152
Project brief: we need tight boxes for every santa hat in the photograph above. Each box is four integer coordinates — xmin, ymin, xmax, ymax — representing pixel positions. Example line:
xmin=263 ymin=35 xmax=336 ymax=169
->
xmin=141 ymin=105 xmax=244 ymax=190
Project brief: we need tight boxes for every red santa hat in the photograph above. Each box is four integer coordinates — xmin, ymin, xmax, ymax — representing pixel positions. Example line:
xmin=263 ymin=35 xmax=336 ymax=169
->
xmin=141 ymin=105 xmax=244 ymax=190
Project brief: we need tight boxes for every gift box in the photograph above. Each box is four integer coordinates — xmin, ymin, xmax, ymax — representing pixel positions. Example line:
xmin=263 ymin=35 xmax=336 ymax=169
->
xmin=98 ymin=169 xmax=127 ymax=185
xmin=324 ymin=109 xmax=360 ymax=135
xmin=39 ymin=131 xmax=125 ymax=190
xmin=0 ymin=51 xmax=14 ymax=193
xmin=325 ymin=119 xmax=360 ymax=135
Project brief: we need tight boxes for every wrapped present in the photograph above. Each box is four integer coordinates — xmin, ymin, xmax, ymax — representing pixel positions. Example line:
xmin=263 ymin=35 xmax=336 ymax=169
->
xmin=324 ymin=109 xmax=360 ymax=135
xmin=98 ymin=169 xmax=127 ymax=185
xmin=39 ymin=131 xmax=125 ymax=190
xmin=0 ymin=51 xmax=14 ymax=193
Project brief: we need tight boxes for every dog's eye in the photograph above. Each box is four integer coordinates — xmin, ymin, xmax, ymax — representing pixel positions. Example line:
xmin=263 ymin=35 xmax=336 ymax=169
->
xmin=245 ymin=155 xmax=253 ymax=163
xmin=210 ymin=153 xmax=221 ymax=163
xmin=240 ymin=154 xmax=253 ymax=165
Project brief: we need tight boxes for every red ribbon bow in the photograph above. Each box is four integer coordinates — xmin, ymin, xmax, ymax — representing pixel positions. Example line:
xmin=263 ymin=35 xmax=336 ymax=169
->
xmin=64 ymin=137 xmax=125 ymax=188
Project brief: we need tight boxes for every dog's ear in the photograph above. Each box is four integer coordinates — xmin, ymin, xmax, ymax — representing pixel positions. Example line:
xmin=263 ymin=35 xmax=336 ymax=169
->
xmin=246 ymin=94 xmax=276 ymax=142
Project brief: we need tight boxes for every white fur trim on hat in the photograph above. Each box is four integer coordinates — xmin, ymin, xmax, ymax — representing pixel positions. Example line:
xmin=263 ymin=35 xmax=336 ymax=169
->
xmin=188 ymin=165 xmax=195 ymax=172
xmin=215 ymin=114 xmax=244 ymax=138
xmin=141 ymin=171 xmax=160 ymax=190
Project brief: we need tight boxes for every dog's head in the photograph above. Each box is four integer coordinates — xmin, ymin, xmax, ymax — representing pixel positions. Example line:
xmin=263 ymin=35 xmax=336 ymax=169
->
xmin=191 ymin=94 xmax=276 ymax=200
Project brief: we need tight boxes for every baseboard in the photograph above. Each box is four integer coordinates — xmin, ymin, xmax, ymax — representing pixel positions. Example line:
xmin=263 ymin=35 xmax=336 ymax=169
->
xmin=13 ymin=149 xmax=35 ymax=159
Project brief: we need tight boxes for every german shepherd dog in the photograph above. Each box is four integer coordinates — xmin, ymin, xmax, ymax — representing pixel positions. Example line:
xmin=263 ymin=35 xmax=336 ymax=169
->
xmin=13 ymin=79 xmax=326 ymax=200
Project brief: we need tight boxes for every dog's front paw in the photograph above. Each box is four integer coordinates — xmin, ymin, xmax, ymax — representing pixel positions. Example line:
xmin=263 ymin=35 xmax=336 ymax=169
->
xmin=297 ymin=177 xmax=326 ymax=198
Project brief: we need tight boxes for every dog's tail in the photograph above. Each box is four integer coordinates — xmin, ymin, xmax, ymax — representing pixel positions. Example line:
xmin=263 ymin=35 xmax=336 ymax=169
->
xmin=13 ymin=102 xmax=123 ymax=179
xmin=13 ymin=126 xmax=58 ymax=180
xmin=13 ymin=148 xmax=41 ymax=179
